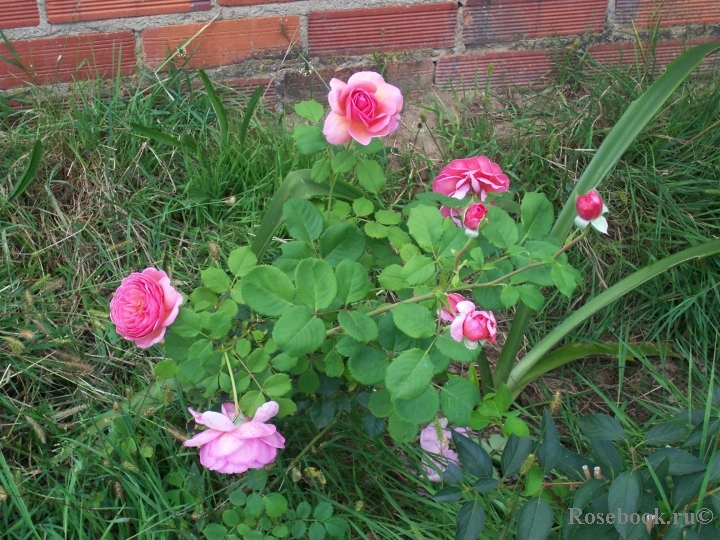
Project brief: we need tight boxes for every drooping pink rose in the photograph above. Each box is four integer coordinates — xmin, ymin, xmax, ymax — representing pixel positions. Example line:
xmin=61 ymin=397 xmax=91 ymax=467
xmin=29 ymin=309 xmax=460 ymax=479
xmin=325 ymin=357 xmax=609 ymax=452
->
xmin=449 ymin=300 xmax=497 ymax=350
xmin=432 ymin=156 xmax=510 ymax=200
xmin=438 ymin=293 xmax=467 ymax=323
xmin=419 ymin=418 xmax=469 ymax=482
xmin=109 ymin=268 xmax=184 ymax=348
xmin=574 ymin=189 xmax=609 ymax=234
xmin=463 ymin=202 xmax=488 ymax=231
xmin=322 ymin=71 xmax=403 ymax=146
xmin=184 ymin=402 xmax=285 ymax=474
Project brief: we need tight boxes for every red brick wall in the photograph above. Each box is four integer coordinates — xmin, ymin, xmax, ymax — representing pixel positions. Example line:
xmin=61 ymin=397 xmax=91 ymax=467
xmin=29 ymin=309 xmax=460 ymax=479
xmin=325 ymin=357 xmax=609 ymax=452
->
xmin=0 ymin=0 xmax=718 ymax=100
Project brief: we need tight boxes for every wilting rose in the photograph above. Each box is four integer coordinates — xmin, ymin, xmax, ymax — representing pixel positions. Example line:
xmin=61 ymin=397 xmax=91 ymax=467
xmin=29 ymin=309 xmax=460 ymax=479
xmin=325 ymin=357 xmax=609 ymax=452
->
xmin=449 ymin=300 xmax=497 ymax=349
xmin=109 ymin=268 xmax=184 ymax=348
xmin=322 ymin=71 xmax=403 ymax=146
xmin=184 ymin=402 xmax=285 ymax=475
xmin=574 ymin=189 xmax=609 ymax=234
xmin=432 ymin=156 xmax=510 ymax=200
xmin=419 ymin=419 xmax=469 ymax=482
xmin=463 ymin=202 xmax=488 ymax=231
xmin=438 ymin=293 xmax=467 ymax=323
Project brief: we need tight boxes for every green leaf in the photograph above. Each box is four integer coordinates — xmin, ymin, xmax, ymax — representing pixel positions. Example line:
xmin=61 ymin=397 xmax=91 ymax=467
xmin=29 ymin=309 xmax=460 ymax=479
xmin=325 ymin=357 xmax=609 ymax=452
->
xmin=283 ymin=198 xmax=324 ymax=242
xmin=435 ymin=331 xmax=480 ymax=362
xmin=356 ymin=137 xmax=384 ymax=154
xmin=578 ymin=413 xmax=626 ymax=441
xmin=440 ymin=378 xmax=481 ymax=426
xmin=362 ymin=414 xmax=386 ymax=438
xmin=292 ymin=521 xmax=307 ymax=538
xmin=375 ymin=210 xmax=401 ymax=225
xmin=385 ymin=349 xmax=434 ymax=401
xmin=295 ymin=258 xmax=337 ymax=311
xmin=202 ymin=524 xmax=228 ymax=540
xmin=208 ymin=310 xmax=232 ymax=339
xmin=353 ymin=197 xmax=374 ymax=217
xmin=364 ymin=221 xmax=388 ymax=239
xmin=368 ymin=389 xmax=394 ymax=418
xmin=407 ymin=205 xmax=443 ymax=252
xmin=500 ymin=285 xmax=520 ymax=308
xmin=310 ymin=399 xmax=334 ymax=428
xmin=323 ymin=350 xmax=345 ymax=378
xmin=314 ymin=502 xmax=333 ymax=521
xmin=276 ymin=241 xmax=315 ymax=276
xmin=591 ymin=438 xmax=622 ymax=480
xmin=191 ymin=287 xmax=218 ymax=311
xmin=309 ymin=522 xmax=326 ymax=540
xmin=294 ymin=100 xmax=324 ymax=122
xmin=517 ymin=284 xmax=545 ymax=311
xmin=646 ymin=448 xmax=707 ymax=475
xmin=432 ymin=486 xmax=463 ymax=503
xmin=520 ymin=192 xmax=554 ymax=241
xmin=348 ymin=347 xmax=389 ymax=385
xmin=263 ymin=373 xmax=292 ymax=397
xmin=572 ymin=479 xmax=606 ymax=510
xmin=387 ymin=413 xmax=418 ymax=443
xmin=201 ymin=267 xmax=231 ymax=293
xmin=8 ymin=139 xmax=42 ymax=202
xmin=524 ymin=467 xmax=544 ymax=497
xmin=393 ymin=386 xmax=439 ymax=424
xmin=319 ymin=223 xmax=366 ymax=267
xmin=263 ymin=493 xmax=289 ymax=518
xmin=644 ymin=422 xmax=688 ymax=445
xmin=356 ymin=157 xmax=386 ymax=193
xmin=171 ymin=308 xmax=203 ymax=338
xmin=241 ymin=265 xmax=295 ymax=316
xmin=153 ymin=359 xmax=177 ymax=379
xmin=455 ymin=500 xmax=486 ymax=540
xmin=298 ymin=369 xmax=320 ymax=395
xmin=310 ymin=157 xmax=332 ymax=183
xmin=608 ymin=471 xmax=641 ymax=539
xmin=401 ymin=255 xmax=436 ymax=286
xmin=296 ymin=501 xmax=311 ymax=519
xmin=516 ymin=497 xmax=553 ymax=540
xmin=505 ymin=416 xmax=530 ymax=437
xmin=239 ymin=391 xmax=265 ymax=418
xmin=482 ymin=205 xmax=518 ymax=249
xmin=451 ymin=431 xmax=494 ymax=478
xmin=335 ymin=260 xmax=370 ymax=304
xmin=537 ymin=409 xmax=560 ymax=474
xmin=501 ymin=434 xmax=533 ymax=478
xmin=324 ymin=518 xmax=349 ymax=538
xmin=551 ymin=263 xmax=578 ymax=298
xmin=272 ymin=306 xmax=326 ymax=357
xmin=378 ymin=264 xmax=409 ymax=291
xmin=338 ymin=311 xmax=378 ymax=342
xmin=292 ymin=124 xmax=328 ymax=154
xmin=473 ymin=477 xmax=499 ymax=493
xmin=229 ymin=489 xmax=247 ymax=506
xmin=331 ymin=150 xmax=357 ymax=174
xmin=391 ymin=303 xmax=435 ymax=339
xmin=228 ymin=246 xmax=258 ymax=277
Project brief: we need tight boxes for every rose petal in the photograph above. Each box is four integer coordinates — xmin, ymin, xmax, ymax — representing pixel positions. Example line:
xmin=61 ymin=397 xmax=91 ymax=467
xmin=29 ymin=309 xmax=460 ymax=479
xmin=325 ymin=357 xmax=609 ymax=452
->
xmin=183 ymin=429 xmax=223 ymax=447
xmin=222 ymin=403 xmax=238 ymax=421
xmin=235 ymin=422 xmax=276 ymax=439
xmin=199 ymin=411 xmax=236 ymax=432
xmin=252 ymin=401 xmax=280 ymax=423
xmin=574 ymin=215 xmax=589 ymax=230
xmin=323 ymin=111 xmax=352 ymax=145
xmin=591 ymin=216 xmax=609 ymax=235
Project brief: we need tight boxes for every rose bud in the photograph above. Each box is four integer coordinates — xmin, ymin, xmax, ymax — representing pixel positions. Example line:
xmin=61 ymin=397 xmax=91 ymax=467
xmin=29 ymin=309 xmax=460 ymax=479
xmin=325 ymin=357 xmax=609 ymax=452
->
xmin=463 ymin=202 xmax=488 ymax=237
xmin=574 ymin=189 xmax=609 ymax=234
xmin=437 ymin=293 xmax=467 ymax=323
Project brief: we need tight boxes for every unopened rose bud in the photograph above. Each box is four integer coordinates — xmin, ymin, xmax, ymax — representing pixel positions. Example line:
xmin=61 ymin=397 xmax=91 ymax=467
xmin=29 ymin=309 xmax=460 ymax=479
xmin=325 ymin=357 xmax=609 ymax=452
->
xmin=463 ymin=202 xmax=488 ymax=231
xmin=576 ymin=189 xmax=604 ymax=221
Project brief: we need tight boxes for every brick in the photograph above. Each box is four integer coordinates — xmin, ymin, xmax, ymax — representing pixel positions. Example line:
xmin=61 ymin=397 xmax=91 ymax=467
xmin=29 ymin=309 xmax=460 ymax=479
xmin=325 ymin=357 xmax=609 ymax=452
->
xmin=436 ymin=50 xmax=556 ymax=90
xmin=464 ymin=0 xmax=606 ymax=44
xmin=616 ymin=0 xmax=720 ymax=27
xmin=46 ymin=0 xmax=210 ymax=23
xmin=223 ymin=77 xmax=276 ymax=106
xmin=0 ymin=32 xmax=136 ymax=90
xmin=1 ymin=0 xmax=40 ymax=29
xmin=142 ymin=17 xmax=300 ymax=69
xmin=588 ymin=38 xmax=720 ymax=71
xmin=282 ymin=60 xmax=434 ymax=104
xmin=308 ymin=3 xmax=457 ymax=56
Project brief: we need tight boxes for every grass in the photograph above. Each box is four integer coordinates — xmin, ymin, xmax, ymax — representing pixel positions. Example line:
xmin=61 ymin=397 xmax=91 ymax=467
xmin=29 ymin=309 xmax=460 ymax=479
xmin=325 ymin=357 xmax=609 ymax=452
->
xmin=1 ymin=41 xmax=719 ymax=538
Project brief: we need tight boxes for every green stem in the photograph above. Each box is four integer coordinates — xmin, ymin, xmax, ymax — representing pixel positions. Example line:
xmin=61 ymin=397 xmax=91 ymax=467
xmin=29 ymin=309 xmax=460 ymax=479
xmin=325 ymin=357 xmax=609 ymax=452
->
xmin=223 ymin=351 xmax=240 ymax=417
xmin=477 ymin=349 xmax=495 ymax=394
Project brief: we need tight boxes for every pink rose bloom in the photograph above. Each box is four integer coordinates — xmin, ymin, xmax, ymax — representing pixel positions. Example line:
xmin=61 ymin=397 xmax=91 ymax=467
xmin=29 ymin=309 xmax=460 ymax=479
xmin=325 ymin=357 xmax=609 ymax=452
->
xmin=419 ymin=418 xmax=469 ymax=482
xmin=574 ymin=189 xmax=609 ymax=234
xmin=450 ymin=300 xmax=497 ymax=350
xmin=438 ymin=293 xmax=467 ymax=323
xmin=109 ymin=268 xmax=184 ymax=348
xmin=184 ymin=402 xmax=285 ymax=474
xmin=440 ymin=205 xmax=462 ymax=227
xmin=322 ymin=71 xmax=403 ymax=146
xmin=432 ymin=156 xmax=510 ymax=200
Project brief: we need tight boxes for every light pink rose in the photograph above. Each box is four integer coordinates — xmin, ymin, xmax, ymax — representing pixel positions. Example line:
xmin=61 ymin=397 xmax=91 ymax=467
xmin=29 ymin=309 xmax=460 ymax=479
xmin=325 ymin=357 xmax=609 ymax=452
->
xmin=432 ymin=156 xmax=510 ymax=200
xmin=449 ymin=300 xmax=497 ymax=350
xmin=574 ymin=189 xmax=609 ymax=234
xmin=419 ymin=418 xmax=469 ymax=482
xmin=438 ymin=293 xmax=467 ymax=323
xmin=322 ymin=71 xmax=403 ymax=146
xmin=109 ymin=268 xmax=184 ymax=348
xmin=184 ymin=402 xmax=285 ymax=475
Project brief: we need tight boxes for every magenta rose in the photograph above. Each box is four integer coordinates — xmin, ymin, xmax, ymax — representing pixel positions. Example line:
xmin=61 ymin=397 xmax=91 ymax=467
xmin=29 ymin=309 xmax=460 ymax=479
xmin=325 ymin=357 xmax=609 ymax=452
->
xmin=449 ymin=300 xmax=497 ymax=349
xmin=109 ymin=268 xmax=184 ymax=348
xmin=184 ymin=402 xmax=285 ymax=474
xmin=463 ymin=202 xmax=488 ymax=230
xmin=438 ymin=293 xmax=467 ymax=323
xmin=322 ymin=71 xmax=403 ymax=146
xmin=432 ymin=156 xmax=510 ymax=200
xmin=574 ymin=189 xmax=609 ymax=234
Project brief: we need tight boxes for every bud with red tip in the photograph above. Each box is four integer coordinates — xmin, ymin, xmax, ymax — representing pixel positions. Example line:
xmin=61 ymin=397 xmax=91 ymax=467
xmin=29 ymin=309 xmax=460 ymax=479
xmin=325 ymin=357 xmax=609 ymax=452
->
xmin=574 ymin=189 xmax=609 ymax=234
xmin=463 ymin=202 xmax=488 ymax=237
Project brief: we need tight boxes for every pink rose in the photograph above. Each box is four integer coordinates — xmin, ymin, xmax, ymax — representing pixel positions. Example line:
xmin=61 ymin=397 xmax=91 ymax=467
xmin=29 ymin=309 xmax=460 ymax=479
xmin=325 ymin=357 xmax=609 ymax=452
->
xmin=184 ymin=402 xmax=285 ymax=474
xmin=438 ymin=293 xmax=467 ymax=323
xmin=440 ymin=205 xmax=462 ymax=227
xmin=322 ymin=71 xmax=403 ymax=146
xmin=574 ymin=189 xmax=608 ymax=234
xmin=109 ymin=268 xmax=184 ymax=348
xmin=432 ymin=156 xmax=510 ymax=200
xmin=419 ymin=418 xmax=469 ymax=482
xmin=463 ymin=202 xmax=488 ymax=231
xmin=449 ymin=300 xmax=497 ymax=350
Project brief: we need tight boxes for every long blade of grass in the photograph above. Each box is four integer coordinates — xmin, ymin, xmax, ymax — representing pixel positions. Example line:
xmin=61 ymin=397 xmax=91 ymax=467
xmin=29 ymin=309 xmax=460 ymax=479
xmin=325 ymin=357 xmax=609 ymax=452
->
xmin=250 ymin=169 xmax=365 ymax=261
xmin=130 ymin=123 xmax=197 ymax=153
xmin=496 ymin=42 xmax=720 ymax=388
xmin=238 ymin=86 xmax=264 ymax=152
xmin=0 ymin=452 xmax=42 ymax=540
xmin=198 ymin=69 xmax=228 ymax=147
xmin=7 ymin=139 xmax=42 ymax=202
xmin=506 ymin=238 xmax=720 ymax=397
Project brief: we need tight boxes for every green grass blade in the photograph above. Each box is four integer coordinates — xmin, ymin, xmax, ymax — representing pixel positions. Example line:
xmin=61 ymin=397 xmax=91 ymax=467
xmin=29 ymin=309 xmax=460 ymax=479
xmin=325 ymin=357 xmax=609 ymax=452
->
xmin=0 ymin=452 xmax=42 ymax=540
xmin=250 ymin=169 xmax=365 ymax=261
xmin=7 ymin=139 xmax=42 ymax=202
xmin=506 ymin=238 xmax=720 ymax=397
xmin=239 ymin=86 xmax=264 ymax=151
xmin=496 ymin=42 xmax=720 ymax=387
xmin=0 ymin=30 xmax=27 ymax=71
xmin=198 ymin=69 xmax=228 ymax=147
xmin=130 ymin=122 xmax=197 ymax=153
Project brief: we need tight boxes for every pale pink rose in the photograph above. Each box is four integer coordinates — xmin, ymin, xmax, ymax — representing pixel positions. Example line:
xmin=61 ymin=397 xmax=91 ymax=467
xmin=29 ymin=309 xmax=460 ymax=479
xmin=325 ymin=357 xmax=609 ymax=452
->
xmin=109 ymin=268 xmax=184 ymax=348
xmin=438 ymin=293 xmax=467 ymax=323
xmin=419 ymin=418 xmax=469 ymax=482
xmin=449 ymin=300 xmax=497 ymax=350
xmin=322 ymin=71 xmax=403 ymax=146
xmin=463 ymin=202 xmax=488 ymax=231
xmin=574 ymin=189 xmax=609 ymax=234
xmin=184 ymin=402 xmax=285 ymax=475
xmin=432 ymin=156 xmax=510 ymax=200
